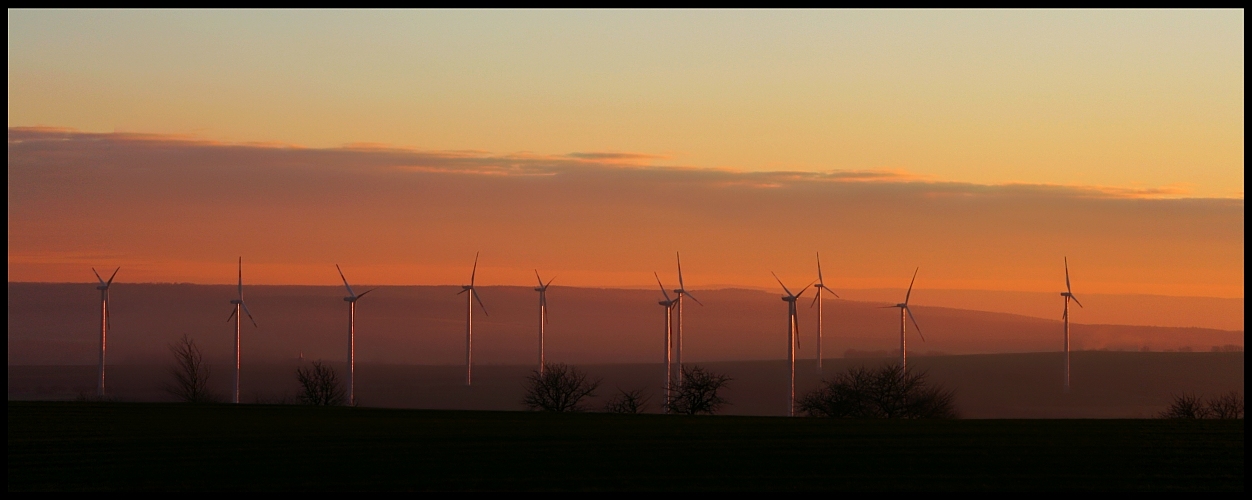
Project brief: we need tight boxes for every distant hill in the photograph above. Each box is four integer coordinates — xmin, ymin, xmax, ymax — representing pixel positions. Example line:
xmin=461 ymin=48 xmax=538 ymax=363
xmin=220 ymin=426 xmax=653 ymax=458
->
xmin=7 ymin=283 xmax=1242 ymax=366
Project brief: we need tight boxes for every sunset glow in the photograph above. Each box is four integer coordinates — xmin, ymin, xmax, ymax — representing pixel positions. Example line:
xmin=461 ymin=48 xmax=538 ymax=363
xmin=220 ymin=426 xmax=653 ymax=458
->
xmin=7 ymin=10 xmax=1243 ymax=309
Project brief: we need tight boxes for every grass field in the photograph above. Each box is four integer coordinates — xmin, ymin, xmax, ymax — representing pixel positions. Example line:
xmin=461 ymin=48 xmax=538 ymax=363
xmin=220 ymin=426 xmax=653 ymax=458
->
xmin=7 ymin=402 xmax=1243 ymax=491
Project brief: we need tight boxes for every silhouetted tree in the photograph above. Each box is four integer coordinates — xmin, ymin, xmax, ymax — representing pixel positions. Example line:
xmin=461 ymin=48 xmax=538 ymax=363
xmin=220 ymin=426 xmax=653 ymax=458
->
xmin=798 ymin=364 xmax=957 ymax=419
xmin=604 ymin=388 xmax=651 ymax=414
xmin=523 ymin=363 xmax=600 ymax=412
xmin=1160 ymin=393 xmax=1210 ymax=419
xmin=164 ymin=334 xmax=222 ymax=403
xmin=666 ymin=365 xmax=732 ymax=415
xmin=1161 ymin=392 xmax=1244 ymax=419
xmin=1207 ymin=391 xmax=1245 ymax=419
xmin=296 ymin=361 xmax=346 ymax=406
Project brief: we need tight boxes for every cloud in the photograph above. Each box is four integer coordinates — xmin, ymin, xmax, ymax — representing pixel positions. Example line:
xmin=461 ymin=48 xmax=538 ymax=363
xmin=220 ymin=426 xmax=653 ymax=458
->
xmin=7 ymin=128 xmax=1243 ymax=298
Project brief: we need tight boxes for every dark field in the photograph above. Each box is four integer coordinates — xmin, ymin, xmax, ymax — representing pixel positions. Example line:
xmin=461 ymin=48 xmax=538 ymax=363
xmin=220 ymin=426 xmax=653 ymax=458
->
xmin=8 ymin=402 xmax=1244 ymax=491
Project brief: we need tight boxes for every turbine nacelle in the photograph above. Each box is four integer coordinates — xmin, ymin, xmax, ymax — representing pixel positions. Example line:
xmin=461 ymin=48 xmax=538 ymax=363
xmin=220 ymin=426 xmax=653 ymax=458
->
xmin=230 ymin=299 xmax=243 ymax=305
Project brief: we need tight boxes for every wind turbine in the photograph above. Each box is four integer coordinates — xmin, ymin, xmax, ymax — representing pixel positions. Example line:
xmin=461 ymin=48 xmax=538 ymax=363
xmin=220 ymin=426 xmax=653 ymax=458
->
xmin=225 ymin=257 xmax=257 ymax=404
xmin=772 ymin=272 xmax=813 ymax=417
xmin=336 ymin=265 xmax=375 ymax=406
xmin=672 ymin=252 xmax=702 ymax=385
xmin=534 ymin=270 xmax=554 ymax=375
xmin=92 ymin=267 xmax=119 ymax=398
xmin=809 ymin=253 xmax=839 ymax=374
xmin=655 ymin=272 xmax=679 ymax=411
xmin=1061 ymin=257 xmax=1083 ymax=394
xmin=458 ymin=252 xmax=488 ymax=386
xmin=882 ymin=268 xmax=923 ymax=372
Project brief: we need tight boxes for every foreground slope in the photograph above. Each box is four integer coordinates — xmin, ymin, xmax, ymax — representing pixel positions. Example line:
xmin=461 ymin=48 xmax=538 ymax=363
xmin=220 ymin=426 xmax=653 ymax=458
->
xmin=8 ymin=402 xmax=1243 ymax=491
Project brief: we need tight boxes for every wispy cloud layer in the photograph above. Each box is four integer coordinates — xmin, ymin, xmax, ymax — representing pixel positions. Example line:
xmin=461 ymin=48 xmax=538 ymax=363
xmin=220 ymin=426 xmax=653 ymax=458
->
xmin=7 ymin=128 xmax=1243 ymax=297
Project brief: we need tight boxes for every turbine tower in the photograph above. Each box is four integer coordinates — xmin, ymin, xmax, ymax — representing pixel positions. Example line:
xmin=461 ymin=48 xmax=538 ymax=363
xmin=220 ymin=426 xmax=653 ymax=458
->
xmin=809 ymin=253 xmax=839 ymax=374
xmin=225 ymin=257 xmax=257 ymax=404
xmin=1061 ymin=257 xmax=1084 ymax=394
xmin=672 ymin=252 xmax=702 ymax=384
xmin=534 ymin=270 xmax=554 ymax=375
xmin=772 ymin=272 xmax=812 ymax=417
xmin=882 ymin=268 xmax=923 ymax=372
xmin=655 ymin=272 xmax=679 ymax=411
xmin=336 ymin=265 xmax=375 ymax=406
xmin=458 ymin=252 xmax=488 ymax=386
xmin=92 ymin=267 xmax=119 ymax=398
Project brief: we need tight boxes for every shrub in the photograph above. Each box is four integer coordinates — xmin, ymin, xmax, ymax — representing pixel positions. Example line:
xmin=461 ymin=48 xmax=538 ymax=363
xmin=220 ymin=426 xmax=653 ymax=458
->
xmin=604 ymin=388 xmax=650 ymax=414
xmin=797 ymin=364 xmax=957 ymax=419
xmin=523 ymin=363 xmax=600 ymax=412
xmin=666 ymin=365 xmax=732 ymax=415
xmin=296 ymin=361 xmax=346 ymax=406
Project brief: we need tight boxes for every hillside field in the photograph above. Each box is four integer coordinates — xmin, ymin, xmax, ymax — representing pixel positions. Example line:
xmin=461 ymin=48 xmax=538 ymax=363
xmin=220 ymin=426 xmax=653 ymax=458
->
xmin=8 ymin=402 xmax=1243 ymax=491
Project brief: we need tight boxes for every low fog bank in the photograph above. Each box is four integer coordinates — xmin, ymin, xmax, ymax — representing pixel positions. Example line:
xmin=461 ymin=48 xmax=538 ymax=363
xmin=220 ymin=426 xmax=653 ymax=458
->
xmin=8 ymin=283 xmax=1243 ymax=367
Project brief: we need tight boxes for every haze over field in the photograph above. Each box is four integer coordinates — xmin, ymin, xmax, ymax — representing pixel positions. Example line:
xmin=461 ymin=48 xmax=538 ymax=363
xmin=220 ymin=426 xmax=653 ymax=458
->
xmin=8 ymin=283 xmax=1241 ymax=367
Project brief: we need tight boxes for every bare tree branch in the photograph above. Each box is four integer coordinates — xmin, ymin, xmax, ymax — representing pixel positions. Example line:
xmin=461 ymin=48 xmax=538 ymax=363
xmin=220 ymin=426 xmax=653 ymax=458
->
xmin=523 ymin=363 xmax=600 ymax=412
xmin=604 ymin=388 xmax=651 ymax=414
xmin=797 ymin=364 xmax=957 ymax=419
xmin=665 ymin=365 xmax=732 ymax=415
xmin=296 ymin=361 xmax=346 ymax=406
xmin=164 ymin=334 xmax=223 ymax=403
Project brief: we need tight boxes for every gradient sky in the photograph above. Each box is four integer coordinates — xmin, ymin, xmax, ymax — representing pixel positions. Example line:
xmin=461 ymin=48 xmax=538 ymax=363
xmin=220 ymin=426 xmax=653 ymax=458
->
xmin=8 ymin=9 xmax=1244 ymax=196
xmin=6 ymin=10 xmax=1245 ymax=302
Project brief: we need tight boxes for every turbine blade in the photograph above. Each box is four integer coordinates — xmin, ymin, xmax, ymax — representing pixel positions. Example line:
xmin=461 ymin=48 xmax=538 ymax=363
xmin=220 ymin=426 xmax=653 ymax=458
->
xmin=685 ymin=291 xmax=704 ymax=306
xmin=457 ymin=288 xmax=468 ymax=295
xmin=105 ymin=293 xmax=111 ymax=329
xmin=1065 ymin=257 xmax=1072 ymax=294
xmin=792 ymin=308 xmax=801 ymax=348
xmin=676 ymin=252 xmax=685 ymax=291
xmin=356 ymin=288 xmax=377 ymax=299
xmin=470 ymin=252 xmax=479 ymax=287
xmin=1071 ymin=295 xmax=1084 ymax=308
xmin=226 ymin=308 xmax=237 ymax=322
xmin=107 ymin=267 xmax=120 ymax=286
xmin=535 ymin=269 xmax=543 ymax=287
xmin=904 ymin=267 xmax=918 ymax=305
xmin=655 ymin=272 xmax=672 ymax=301
xmin=242 ymin=302 xmax=257 ymax=327
xmin=336 ymin=264 xmax=356 ymax=297
xmin=906 ymin=306 xmax=924 ymax=342
xmin=473 ymin=289 xmax=488 ymax=317
xmin=816 ymin=252 xmax=823 ymax=282
xmin=771 ymin=271 xmax=795 ymax=297
xmin=542 ymin=303 xmax=549 ymax=324
xmin=545 ymin=276 xmax=556 ymax=288
xmin=92 ymin=267 xmax=105 ymax=284
xmin=809 ymin=289 xmax=820 ymax=308
xmin=793 ymin=279 xmax=817 ymax=300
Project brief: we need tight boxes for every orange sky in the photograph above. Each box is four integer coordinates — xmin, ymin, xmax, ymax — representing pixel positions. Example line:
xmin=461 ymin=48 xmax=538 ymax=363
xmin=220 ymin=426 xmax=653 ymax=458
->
xmin=7 ymin=128 xmax=1243 ymax=299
